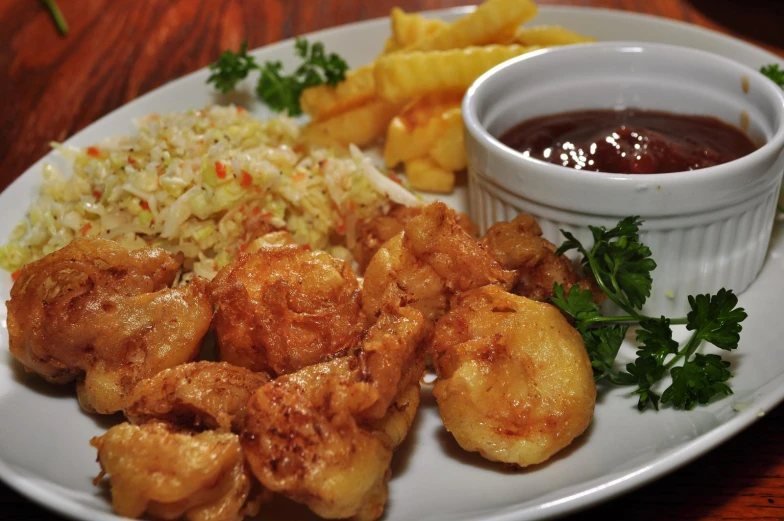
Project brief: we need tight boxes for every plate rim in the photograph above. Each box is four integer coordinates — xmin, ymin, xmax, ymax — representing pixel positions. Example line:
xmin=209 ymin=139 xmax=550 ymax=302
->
xmin=1 ymin=5 xmax=783 ymax=521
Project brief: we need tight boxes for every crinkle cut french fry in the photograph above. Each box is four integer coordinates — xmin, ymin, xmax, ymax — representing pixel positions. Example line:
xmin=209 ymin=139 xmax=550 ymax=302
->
xmin=303 ymin=99 xmax=403 ymax=149
xmin=391 ymin=7 xmax=449 ymax=48
xmin=383 ymin=37 xmax=401 ymax=54
xmin=412 ymin=0 xmax=538 ymax=51
xmin=398 ymin=92 xmax=463 ymax=128
xmin=383 ymin=96 xmax=462 ymax=167
xmin=300 ymin=65 xmax=377 ymax=121
xmin=375 ymin=45 xmax=539 ymax=103
xmin=429 ymin=108 xmax=466 ymax=172
xmin=405 ymin=157 xmax=455 ymax=194
xmin=514 ymin=25 xmax=597 ymax=46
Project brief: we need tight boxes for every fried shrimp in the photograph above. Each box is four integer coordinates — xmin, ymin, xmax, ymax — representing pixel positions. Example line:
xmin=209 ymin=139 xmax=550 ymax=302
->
xmin=241 ymin=306 xmax=426 ymax=521
xmin=6 ymin=238 xmax=212 ymax=414
xmin=362 ymin=201 xmax=513 ymax=328
xmin=124 ymin=361 xmax=270 ymax=433
xmin=91 ymin=422 xmax=268 ymax=521
xmin=353 ymin=204 xmax=478 ymax=273
xmin=210 ymin=244 xmax=364 ymax=376
xmin=480 ymin=214 xmax=600 ymax=302
xmin=431 ymin=285 xmax=596 ymax=467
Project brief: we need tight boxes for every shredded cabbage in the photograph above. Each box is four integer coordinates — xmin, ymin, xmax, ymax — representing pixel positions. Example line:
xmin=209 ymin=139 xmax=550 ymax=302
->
xmin=0 ymin=105 xmax=411 ymax=279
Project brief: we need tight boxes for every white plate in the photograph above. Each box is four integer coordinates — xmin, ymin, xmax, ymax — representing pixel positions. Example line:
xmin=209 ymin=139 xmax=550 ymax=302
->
xmin=1 ymin=6 xmax=783 ymax=521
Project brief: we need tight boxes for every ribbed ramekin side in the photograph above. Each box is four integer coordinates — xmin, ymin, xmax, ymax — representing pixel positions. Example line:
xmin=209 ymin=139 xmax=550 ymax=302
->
xmin=468 ymin=171 xmax=780 ymax=316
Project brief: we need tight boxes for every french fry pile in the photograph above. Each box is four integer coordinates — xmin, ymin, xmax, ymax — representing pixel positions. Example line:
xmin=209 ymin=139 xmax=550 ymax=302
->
xmin=300 ymin=0 xmax=595 ymax=194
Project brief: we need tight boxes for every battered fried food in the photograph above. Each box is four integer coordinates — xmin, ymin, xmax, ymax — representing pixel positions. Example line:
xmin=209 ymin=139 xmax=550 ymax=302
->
xmin=362 ymin=202 xmax=513 ymax=327
xmin=242 ymin=306 xmax=425 ymax=521
xmin=353 ymin=204 xmax=478 ymax=273
xmin=481 ymin=214 xmax=600 ymax=302
xmin=210 ymin=244 xmax=363 ymax=376
xmin=91 ymin=422 xmax=267 ymax=521
xmin=6 ymin=238 xmax=212 ymax=414
xmin=366 ymin=381 xmax=421 ymax=451
xmin=431 ymin=285 xmax=595 ymax=467
xmin=125 ymin=362 xmax=270 ymax=433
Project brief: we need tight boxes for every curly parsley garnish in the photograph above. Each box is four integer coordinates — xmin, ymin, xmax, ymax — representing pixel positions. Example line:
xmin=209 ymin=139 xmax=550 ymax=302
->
xmin=761 ymin=64 xmax=784 ymax=88
xmin=207 ymin=39 xmax=349 ymax=116
xmin=551 ymin=217 xmax=747 ymax=411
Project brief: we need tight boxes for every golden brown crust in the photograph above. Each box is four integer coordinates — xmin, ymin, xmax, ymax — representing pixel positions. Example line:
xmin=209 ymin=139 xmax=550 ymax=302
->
xmin=124 ymin=361 xmax=270 ymax=433
xmin=431 ymin=285 xmax=596 ymax=467
xmin=362 ymin=202 xmax=513 ymax=331
xmin=91 ymin=422 xmax=269 ymax=521
xmin=353 ymin=204 xmax=479 ymax=274
xmin=241 ymin=307 xmax=426 ymax=520
xmin=242 ymin=358 xmax=392 ymax=520
xmin=6 ymin=238 xmax=212 ymax=414
xmin=481 ymin=214 xmax=603 ymax=303
xmin=210 ymin=245 xmax=364 ymax=376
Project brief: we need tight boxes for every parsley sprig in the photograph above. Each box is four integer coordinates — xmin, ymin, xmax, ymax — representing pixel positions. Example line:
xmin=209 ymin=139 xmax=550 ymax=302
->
xmin=207 ymin=39 xmax=349 ymax=116
xmin=761 ymin=64 xmax=784 ymax=88
xmin=551 ymin=217 xmax=747 ymax=411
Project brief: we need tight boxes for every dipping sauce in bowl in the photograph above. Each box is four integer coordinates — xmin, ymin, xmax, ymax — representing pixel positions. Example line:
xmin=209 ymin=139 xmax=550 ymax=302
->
xmin=498 ymin=108 xmax=759 ymax=174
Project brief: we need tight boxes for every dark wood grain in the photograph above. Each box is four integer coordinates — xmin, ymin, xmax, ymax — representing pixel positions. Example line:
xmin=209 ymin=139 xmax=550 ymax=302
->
xmin=1 ymin=1 xmax=784 ymax=520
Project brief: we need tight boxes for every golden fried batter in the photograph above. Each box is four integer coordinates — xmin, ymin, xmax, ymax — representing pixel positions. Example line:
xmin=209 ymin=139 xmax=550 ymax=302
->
xmin=91 ymin=422 xmax=267 ymax=521
xmin=431 ymin=285 xmax=595 ymax=467
xmin=366 ymin=382 xmax=421 ymax=451
xmin=242 ymin=307 xmax=425 ymax=521
xmin=245 ymin=230 xmax=297 ymax=253
xmin=353 ymin=204 xmax=478 ymax=273
xmin=362 ymin=202 xmax=513 ymax=327
xmin=210 ymin=245 xmax=363 ymax=376
xmin=124 ymin=362 xmax=270 ymax=433
xmin=356 ymin=305 xmax=426 ymax=419
xmin=481 ymin=214 xmax=600 ymax=302
xmin=6 ymin=238 xmax=212 ymax=414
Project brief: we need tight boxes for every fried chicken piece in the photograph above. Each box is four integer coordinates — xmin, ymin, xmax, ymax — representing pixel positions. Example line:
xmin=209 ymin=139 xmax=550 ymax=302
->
xmin=481 ymin=214 xmax=600 ymax=302
xmin=91 ymin=422 xmax=268 ymax=521
xmin=6 ymin=238 xmax=212 ymax=414
xmin=210 ymin=245 xmax=364 ymax=376
xmin=124 ymin=362 xmax=270 ymax=433
xmin=242 ymin=306 xmax=425 ymax=521
xmin=362 ymin=202 xmax=513 ymax=328
xmin=431 ymin=285 xmax=596 ymax=467
xmin=353 ymin=204 xmax=479 ymax=273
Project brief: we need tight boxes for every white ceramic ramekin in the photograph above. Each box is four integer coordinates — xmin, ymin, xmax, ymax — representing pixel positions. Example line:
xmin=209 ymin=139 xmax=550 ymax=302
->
xmin=463 ymin=42 xmax=784 ymax=316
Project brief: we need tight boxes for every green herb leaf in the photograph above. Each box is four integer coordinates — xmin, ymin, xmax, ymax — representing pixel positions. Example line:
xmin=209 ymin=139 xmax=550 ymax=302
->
xmin=589 ymin=218 xmax=656 ymax=311
xmin=583 ymin=325 xmax=628 ymax=381
xmin=611 ymin=317 xmax=678 ymax=409
xmin=617 ymin=355 xmax=665 ymax=411
xmin=207 ymin=38 xmax=349 ymax=115
xmin=686 ymin=289 xmax=747 ymax=350
xmin=554 ymin=229 xmax=586 ymax=257
xmin=550 ymin=215 xmax=746 ymax=413
xmin=761 ymin=64 xmax=784 ymax=88
xmin=294 ymin=38 xmax=349 ymax=87
xmin=636 ymin=317 xmax=679 ymax=362
xmin=256 ymin=61 xmax=300 ymax=114
xmin=661 ymin=353 xmax=733 ymax=409
xmin=207 ymin=42 xmax=259 ymax=94
xmin=551 ymin=283 xmax=600 ymax=322
xmin=593 ymin=215 xmax=644 ymax=243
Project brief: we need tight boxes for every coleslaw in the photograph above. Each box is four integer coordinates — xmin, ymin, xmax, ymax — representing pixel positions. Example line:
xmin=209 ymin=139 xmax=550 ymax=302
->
xmin=0 ymin=105 xmax=416 ymax=280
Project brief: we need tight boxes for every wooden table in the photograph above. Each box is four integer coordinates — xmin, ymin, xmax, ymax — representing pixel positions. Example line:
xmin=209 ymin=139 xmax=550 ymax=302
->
xmin=1 ymin=1 xmax=783 ymax=520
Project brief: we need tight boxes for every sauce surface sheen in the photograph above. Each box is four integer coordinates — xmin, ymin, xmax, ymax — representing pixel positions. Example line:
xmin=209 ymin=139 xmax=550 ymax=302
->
xmin=498 ymin=108 xmax=759 ymax=174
